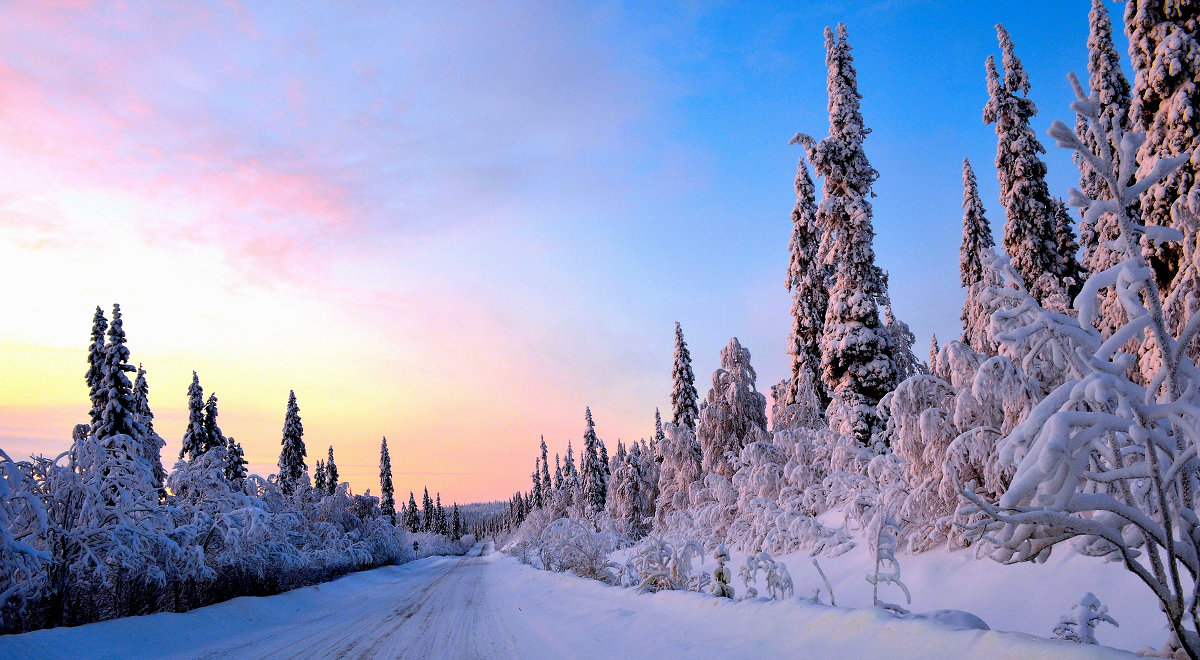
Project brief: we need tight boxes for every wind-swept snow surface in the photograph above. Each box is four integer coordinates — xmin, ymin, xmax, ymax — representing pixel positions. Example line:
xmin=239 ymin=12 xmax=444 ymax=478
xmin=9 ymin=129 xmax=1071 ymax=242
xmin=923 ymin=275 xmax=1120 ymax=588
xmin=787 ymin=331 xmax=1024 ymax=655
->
xmin=1 ymin=543 xmax=1132 ymax=659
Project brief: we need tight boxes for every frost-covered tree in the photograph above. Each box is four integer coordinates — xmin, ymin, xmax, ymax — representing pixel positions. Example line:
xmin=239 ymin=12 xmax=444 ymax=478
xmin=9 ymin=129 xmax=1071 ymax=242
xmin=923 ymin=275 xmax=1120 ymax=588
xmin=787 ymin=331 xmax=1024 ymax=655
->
xmin=697 ymin=338 xmax=768 ymax=480
xmin=531 ymin=458 xmax=544 ymax=508
xmin=962 ymin=77 xmax=1200 ymax=658
xmin=784 ymin=152 xmax=829 ymax=409
xmin=562 ymin=440 xmax=581 ymax=504
xmin=1077 ymin=0 xmax=1133 ymax=290
xmin=179 ymin=372 xmax=207 ymax=462
xmin=670 ymin=323 xmax=700 ymax=431
xmin=224 ymin=436 xmax=247 ymax=489
xmin=314 ymin=459 xmax=327 ymax=494
xmin=654 ymin=422 xmax=702 ymax=529
xmin=131 ymin=364 xmax=165 ymax=490
xmin=93 ymin=304 xmax=143 ymax=445
xmin=539 ymin=436 xmax=552 ymax=496
xmin=404 ymin=491 xmax=420 ymax=532
xmin=554 ymin=453 xmax=563 ymax=489
xmin=1126 ymin=0 xmax=1199 ymax=297
xmin=85 ymin=306 xmax=107 ymax=430
xmin=1053 ymin=592 xmax=1119 ymax=646
xmin=435 ymin=493 xmax=447 ymax=536
xmin=277 ymin=390 xmax=306 ymax=496
xmin=1052 ymin=197 xmax=1086 ymax=299
xmin=652 ymin=408 xmax=665 ymax=460
xmin=325 ymin=446 xmax=338 ymax=496
xmin=201 ymin=393 xmax=226 ymax=457
xmin=379 ymin=437 xmax=395 ymax=524
xmin=580 ymin=408 xmax=608 ymax=518
xmin=422 ymin=487 xmax=434 ymax=532
xmin=960 ymin=158 xmax=998 ymax=353
xmin=794 ymin=24 xmax=897 ymax=445
xmin=606 ymin=440 xmax=656 ymax=539
xmin=985 ymin=25 xmax=1067 ymax=305
xmin=883 ymin=303 xmax=920 ymax=381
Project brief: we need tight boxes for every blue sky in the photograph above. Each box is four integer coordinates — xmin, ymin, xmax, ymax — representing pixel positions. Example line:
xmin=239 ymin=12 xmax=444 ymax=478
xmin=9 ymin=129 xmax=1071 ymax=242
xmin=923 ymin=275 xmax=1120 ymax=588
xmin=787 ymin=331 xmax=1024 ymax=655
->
xmin=0 ymin=0 xmax=1126 ymax=500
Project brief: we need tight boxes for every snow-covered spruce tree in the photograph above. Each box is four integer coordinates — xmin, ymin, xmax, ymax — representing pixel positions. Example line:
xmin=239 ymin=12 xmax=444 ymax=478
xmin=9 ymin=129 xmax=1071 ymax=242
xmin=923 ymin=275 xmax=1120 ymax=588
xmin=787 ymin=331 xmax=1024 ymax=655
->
xmin=960 ymin=77 xmax=1200 ymax=658
xmin=314 ymin=459 xmax=327 ymax=494
xmin=554 ymin=453 xmax=563 ymax=489
xmin=1126 ymin=0 xmax=1199 ymax=299
xmin=562 ymin=440 xmax=581 ymax=505
xmin=883 ymin=303 xmax=921 ymax=381
xmin=451 ymin=504 xmax=461 ymax=540
xmin=85 ymin=306 xmax=107 ymax=431
xmin=671 ymin=322 xmax=700 ymax=431
xmin=201 ymin=393 xmax=226 ymax=456
xmin=277 ymin=390 xmax=306 ymax=496
xmin=697 ymin=338 xmax=767 ymax=480
xmin=580 ymin=408 xmax=608 ymax=518
xmin=325 ymin=446 xmax=338 ymax=496
xmin=179 ymin=372 xmax=207 ymax=462
xmin=784 ymin=152 xmax=829 ymax=410
xmin=531 ymin=458 xmax=543 ymax=508
xmin=379 ymin=437 xmax=395 ymax=524
xmin=652 ymin=408 xmax=665 ymax=460
xmin=606 ymin=440 xmax=656 ymax=539
xmin=793 ymin=24 xmax=898 ymax=446
xmin=985 ymin=25 xmax=1069 ymax=305
xmin=1052 ymin=197 xmax=1086 ymax=299
xmin=93 ymin=304 xmax=145 ymax=446
xmin=224 ymin=436 xmax=247 ymax=489
xmin=422 ymin=487 xmax=434 ymax=532
xmin=539 ymin=436 xmax=552 ymax=496
xmin=928 ymin=334 xmax=940 ymax=377
xmin=653 ymin=422 xmax=702 ymax=529
xmin=435 ymin=493 xmax=447 ymax=536
xmin=960 ymin=158 xmax=999 ymax=354
xmin=1077 ymin=0 xmax=1132 ymax=336
xmin=131 ymin=364 xmax=166 ymax=491
xmin=404 ymin=491 xmax=420 ymax=532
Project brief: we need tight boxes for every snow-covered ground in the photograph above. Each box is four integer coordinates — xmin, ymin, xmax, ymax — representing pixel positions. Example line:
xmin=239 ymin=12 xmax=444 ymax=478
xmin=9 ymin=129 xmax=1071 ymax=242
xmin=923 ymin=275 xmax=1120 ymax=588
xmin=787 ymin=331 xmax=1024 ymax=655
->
xmin=1 ymin=542 xmax=1137 ymax=659
xmin=612 ymin=540 xmax=1160 ymax=655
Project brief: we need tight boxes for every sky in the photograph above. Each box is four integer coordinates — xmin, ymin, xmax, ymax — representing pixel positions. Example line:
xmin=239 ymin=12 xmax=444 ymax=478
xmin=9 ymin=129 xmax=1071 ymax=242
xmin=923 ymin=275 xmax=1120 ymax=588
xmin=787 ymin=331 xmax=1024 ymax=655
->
xmin=0 ymin=0 xmax=1131 ymax=503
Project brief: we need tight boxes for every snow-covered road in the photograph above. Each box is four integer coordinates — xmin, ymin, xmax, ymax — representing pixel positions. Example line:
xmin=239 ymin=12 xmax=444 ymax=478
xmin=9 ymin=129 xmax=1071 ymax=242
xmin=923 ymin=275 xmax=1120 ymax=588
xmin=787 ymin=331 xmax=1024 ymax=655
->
xmin=2 ymin=542 xmax=1136 ymax=659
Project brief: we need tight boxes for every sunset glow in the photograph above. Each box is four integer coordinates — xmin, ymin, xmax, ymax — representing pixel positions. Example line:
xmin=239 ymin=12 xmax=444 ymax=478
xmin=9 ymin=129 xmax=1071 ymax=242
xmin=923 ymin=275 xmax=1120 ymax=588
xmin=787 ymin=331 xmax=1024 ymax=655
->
xmin=0 ymin=1 xmax=1118 ymax=502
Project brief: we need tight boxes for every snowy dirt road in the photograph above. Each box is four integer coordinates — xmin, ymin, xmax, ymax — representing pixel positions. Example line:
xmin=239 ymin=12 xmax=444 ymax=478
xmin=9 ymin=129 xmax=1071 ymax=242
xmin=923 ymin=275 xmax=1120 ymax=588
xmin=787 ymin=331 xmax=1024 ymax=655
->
xmin=2 ymin=542 xmax=1137 ymax=659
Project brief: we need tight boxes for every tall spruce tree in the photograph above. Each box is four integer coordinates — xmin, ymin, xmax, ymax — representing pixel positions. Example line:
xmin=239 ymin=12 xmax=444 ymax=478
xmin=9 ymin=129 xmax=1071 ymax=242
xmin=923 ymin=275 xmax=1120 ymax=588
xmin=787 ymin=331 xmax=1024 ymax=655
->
xmin=435 ymin=494 xmax=447 ymax=535
xmin=314 ymin=459 xmax=327 ymax=494
xmin=1052 ymin=197 xmax=1085 ymax=297
xmin=451 ymin=504 xmax=461 ymax=540
xmin=652 ymin=408 xmax=665 ymax=461
xmin=984 ymin=25 xmax=1066 ymax=305
xmin=531 ymin=458 xmax=544 ymax=508
xmin=380 ymin=436 xmax=395 ymax=524
xmin=959 ymin=158 xmax=997 ymax=352
xmin=422 ymin=487 xmax=435 ymax=532
xmin=225 ymin=436 xmax=247 ymax=488
xmin=180 ymin=372 xmax=207 ymax=461
xmin=1077 ymin=0 xmax=1132 ymax=268
xmin=554 ymin=453 xmax=563 ymax=489
xmin=405 ymin=491 xmax=421 ymax=532
xmin=580 ymin=408 xmax=607 ymax=517
xmin=132 ymin=363 xmax=166 ymax=489
xmin=94 ymin=304 xmax=142 ymax=443
xmin=784 ymin=152 xmax=829 ymax=409
xmin=325 ymin=446 xmax=338 ymax=495
xmin=539 ymin=436 xmax=552 ymax=495
xmin=201 ymin=393 xmax=226 ymax=456
xmin=277 ymin=390 xmax=306 ymax=496
xmin=795 ymin=24 xmax=897 ymax=445
xmin=670 ymin=322 xmax=700 ymax=431
xmin=1126 ymin=0 xmax=1200 ymax=331
xmin=86 ymin=306 xmax=108 ymax=430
